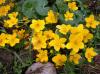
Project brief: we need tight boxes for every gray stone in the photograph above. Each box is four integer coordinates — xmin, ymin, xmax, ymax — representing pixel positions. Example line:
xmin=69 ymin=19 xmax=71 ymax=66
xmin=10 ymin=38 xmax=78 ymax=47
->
xmin=25 ymin=62 xmax=57 ymax=74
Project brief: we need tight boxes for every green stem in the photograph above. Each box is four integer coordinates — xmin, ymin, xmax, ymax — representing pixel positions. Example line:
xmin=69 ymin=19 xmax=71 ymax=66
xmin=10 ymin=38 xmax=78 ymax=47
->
xmin=3 ymin=47 xmax=25 ymax=65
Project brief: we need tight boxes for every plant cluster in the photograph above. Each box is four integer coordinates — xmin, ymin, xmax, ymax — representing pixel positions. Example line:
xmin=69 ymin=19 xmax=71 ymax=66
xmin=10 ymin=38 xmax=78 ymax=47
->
xmin=0 ymin=0 xmax=100 ymax=74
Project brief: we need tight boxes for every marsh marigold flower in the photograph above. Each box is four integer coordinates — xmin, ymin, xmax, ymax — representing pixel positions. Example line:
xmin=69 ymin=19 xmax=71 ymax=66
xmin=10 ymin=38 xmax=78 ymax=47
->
xmin=69 ymin=54 xmax=81 ymax=64
xmin=56 ymin=24 xmax=72 ymax=35
xmin=33 ymin=31 xmax=43 ymax=38
xmin=68 ymin=2 xmax=78 ymax=11
xmin=64 ymin=11 xmax=74 ymax=21
xmin=0 ymin=5 xmax=10 ymax=17
xmin=32 ymin=34 xmax=47 ymax=50
xmin=7 ymin=33 xmax=20 ymax=47
xmin=13 ymin=29 xmax=25 ymax=39
xmin=49 ymin=35 xmax=66 ymax=51
xmin=4 ymin=12 xmax=18 ymax=28
xmin=30 ymin=19 xmax=45 ymax=32
xmin=36 ymin=50 xmax=48 ymax=62
xmin=45 ymin=10 xmax=58 ymax=24
xmin=0 ymin=33 xmax=7 ymax=47
xmin=52 ymin=54 xmax=67 ymax=66
xmin=8 ymin=12 xmax=18 ymax=18
xmin=43 ymin=30 xmax=55 ymax=40
xmin=4 ymin=18 xmax=18 ymax=28
xmin=66 ymin=24 xmax=84 ymax=55
xmin=85 ymin=47 xmax=97 ymax=62
xmin=70 ymin=24 xmax=84 ymax=35
xmin=82 ymin=29 xmax=93 ymax=43
xmin=85 ymin=15 xmax=99 ymax=28
xmin=66 ymin=33 xmax=84 ymax=55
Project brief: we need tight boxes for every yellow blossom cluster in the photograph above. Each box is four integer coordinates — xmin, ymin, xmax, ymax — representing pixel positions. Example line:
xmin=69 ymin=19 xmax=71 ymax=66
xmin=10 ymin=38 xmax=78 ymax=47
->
xmin=4 ymin=12 xmax=18 ymax=28
xmin=64 ymin=2 xmax=78 ymax=21
xmin=30 ymin=18 xmax=67 ymax=65
xmin=66 ymin=24 xmax=93 ymax=55
xmin=29 ymin=5 xmax=99 ymax=66
xmin=0 ymin=0 xmax=99 ymax=68
xmin=29 ymin=7 xmax=99 ymax=66
xmin=56 ymin=23 xmax=96 ymax=64
xmin=0 ymin=1 xmax=14 ymax=17
xmin=0 ymin=33 xmax=20 ymax=47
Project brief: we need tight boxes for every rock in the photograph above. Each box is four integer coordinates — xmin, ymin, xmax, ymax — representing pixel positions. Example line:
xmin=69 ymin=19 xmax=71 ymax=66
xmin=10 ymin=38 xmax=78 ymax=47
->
xmin=94 ymin=55 xmax=100 ymax=64
xmin=25 ymin=62 xmax=57 ymax=74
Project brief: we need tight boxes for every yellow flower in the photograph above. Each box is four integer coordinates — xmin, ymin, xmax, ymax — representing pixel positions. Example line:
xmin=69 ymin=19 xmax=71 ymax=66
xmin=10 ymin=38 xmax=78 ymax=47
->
xmin=8 ymin=12 xmax=18 ymax=18
xmin=0 ymin=5 xmax=10 ymax=17
xmin=4 ymin=17 xmax=18 ymax=28
xmin=43 ymin=30 xmax=55 ymax=40
xmin=32 ymin=34 xmax=47 ymax=50
xmin=36 ymin=50 xmax=48 ymax=62
xmin=66 ymin=24 xmax=86 ymax=55
xmin=69 ymin=54 xmax=81 ymax=64
xmin=56 ymin=24 xmax=72 ymax=34
xmin=52 ymin=54 xmax=67 ymax=66
xmin=85 ymin=15 xmax=99 ymax=28
xmin=82 ymin=29 xmax=93 ymax=43
xmin=64 ymin=11 xmax=74 ymax=21
xmin=49 ymin=36 xmax=66 ymax=51
xmin=68 ymin=2 xmax=78 ymax=11
xmin=13 ymin=29 xmax=25 ymax=39
xmin=4 ymin=12 xmax=18 ymax=28
xmin=45 ymin=10 xmax=58 ymax=24
xmin=66 ymin=34 xmax=84 ymax=55
xmin=30 ymin=19 xmax=45 ymax=32
xmin=66 ymin=24 xmax=84 ymax=55
xmin=0 ymin=33 xmax=7 ymax=47
xmin=85 ymin=47 xmax=97 ymax=62
xmin=0 ymin=0 xmax=5 ymax=5
xmin=33 ymin=31 xmax=43 ymax=38
xmin=7 ymin=33 xmax=20 ymax=47
xmin=70 ymin=24 xmax=84 ymax=35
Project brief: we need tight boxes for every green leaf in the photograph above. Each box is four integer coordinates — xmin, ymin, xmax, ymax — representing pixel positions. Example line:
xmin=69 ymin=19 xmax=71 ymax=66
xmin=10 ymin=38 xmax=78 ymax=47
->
xmin=73 ymin=10 xmax=85 ymax=25
xmin=56 ymin=0 xmax=64 ymax=5
xmin=14 ymin=40 xmax=25 ymax=50
xmin=96 ymin=26 xmax=100 ymax=39
xmin=35 ymin=0 xmax=49 ymax=16
xmin=22 ymin=0 xmax=37 ymax=18
xmin=22 ymin=0 xmax=49 ymax=18
xmin=55 ymin=29 xmax=65 ymax=38
xmin=56 ymin=0 xmax=68 ymax=13
xmin=63 ymin=62 xmax=76 ymax=74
